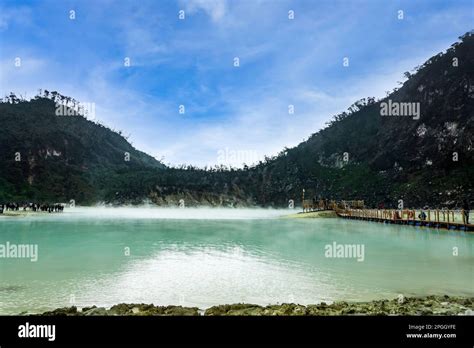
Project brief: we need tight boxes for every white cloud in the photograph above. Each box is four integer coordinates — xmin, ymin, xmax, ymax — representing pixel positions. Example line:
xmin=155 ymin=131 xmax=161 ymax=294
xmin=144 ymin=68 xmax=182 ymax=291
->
xmin=0 ymin=6 xmax=33 ymax=32
xmin=180 ymin=0 xmax=228 ymax=22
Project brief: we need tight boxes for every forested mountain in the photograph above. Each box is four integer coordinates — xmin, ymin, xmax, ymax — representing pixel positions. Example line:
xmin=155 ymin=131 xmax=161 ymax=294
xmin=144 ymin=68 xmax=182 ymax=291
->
xmin=246 ymin=31 xmax=474 ymax=208
xmin=1 ymin=31 xmax=472 ymax=208
xmin=0 ymin=96 xmax=164 ymax=203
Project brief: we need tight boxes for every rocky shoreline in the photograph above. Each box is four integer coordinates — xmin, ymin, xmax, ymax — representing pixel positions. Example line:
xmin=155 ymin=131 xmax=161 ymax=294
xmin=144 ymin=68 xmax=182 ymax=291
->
xmin=28 ymin=296 xmax=474 ymax=316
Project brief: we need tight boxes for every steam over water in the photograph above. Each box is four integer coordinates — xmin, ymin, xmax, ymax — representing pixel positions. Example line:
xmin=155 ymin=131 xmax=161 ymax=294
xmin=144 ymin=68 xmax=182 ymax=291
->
xmin=0 ymin=207 xmax=473 ymax=314
xmin=60 ymin=206 xmax=288 ymax=220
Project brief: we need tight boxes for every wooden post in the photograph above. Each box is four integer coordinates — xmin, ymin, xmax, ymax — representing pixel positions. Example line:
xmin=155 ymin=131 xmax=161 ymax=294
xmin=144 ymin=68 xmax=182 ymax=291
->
xmin=302 ymin=189 xmax=305 ymax=213
xmin=428 ymin=210 xmax=431 ymax=222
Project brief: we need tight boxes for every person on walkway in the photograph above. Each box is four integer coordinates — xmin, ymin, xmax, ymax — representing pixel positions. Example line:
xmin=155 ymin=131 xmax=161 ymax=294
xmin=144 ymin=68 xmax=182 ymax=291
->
xmin=418 ymin=210 xmax=427 ymax=221
xmin=393 ymin=210 xmax=401 ymax=220
xmin=462 ymin=199 xmax=470 ymax=225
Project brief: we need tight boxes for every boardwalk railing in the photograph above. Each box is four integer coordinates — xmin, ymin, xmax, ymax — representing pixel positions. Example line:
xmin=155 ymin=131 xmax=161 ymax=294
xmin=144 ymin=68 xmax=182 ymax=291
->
xmin=336 ymin=208 xmax=472 ymax=231
xmin=302 ymin=199 xmax=334 ymax=212
xmin=302 ymin=200 xmax=364 ymax=212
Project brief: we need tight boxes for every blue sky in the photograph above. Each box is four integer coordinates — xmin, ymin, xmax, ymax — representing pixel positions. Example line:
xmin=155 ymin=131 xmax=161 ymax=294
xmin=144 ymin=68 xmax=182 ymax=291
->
xmin=0 ymin=0 xmax=473 ymax=167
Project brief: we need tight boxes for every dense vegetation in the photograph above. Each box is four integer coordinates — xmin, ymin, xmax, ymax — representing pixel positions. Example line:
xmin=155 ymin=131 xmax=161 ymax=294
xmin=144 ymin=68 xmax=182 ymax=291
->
xmin=1 ymin=32 xmax=472 ymax=208
xmin=0 ymin=95 xmax=164 ymax=203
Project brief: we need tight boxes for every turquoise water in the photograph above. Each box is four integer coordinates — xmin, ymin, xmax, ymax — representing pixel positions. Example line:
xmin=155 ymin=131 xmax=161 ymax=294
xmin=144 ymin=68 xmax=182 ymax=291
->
xmin=0 ymin=207 xmax=473 ymax=314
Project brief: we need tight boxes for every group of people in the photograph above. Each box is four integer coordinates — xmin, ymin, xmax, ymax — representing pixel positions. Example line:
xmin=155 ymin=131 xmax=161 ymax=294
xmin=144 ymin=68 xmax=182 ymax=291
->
xmin=389 ymin=199 xmax=470 ymax=225
xmin=311 ymin=197 xmax=330 ymax=210
xmin=0 ymin=202 xmax=65 ymax=214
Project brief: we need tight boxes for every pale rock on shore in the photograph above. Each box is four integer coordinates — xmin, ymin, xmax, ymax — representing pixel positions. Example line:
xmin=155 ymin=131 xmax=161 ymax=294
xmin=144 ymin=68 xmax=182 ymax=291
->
xmin=23 ymin=296 xmax=474 ymax=316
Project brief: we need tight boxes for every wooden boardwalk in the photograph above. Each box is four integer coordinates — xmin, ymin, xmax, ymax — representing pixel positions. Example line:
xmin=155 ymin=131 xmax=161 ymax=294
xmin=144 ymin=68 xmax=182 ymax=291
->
xmin=335 ymin=208 xmax=473 ymax=232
